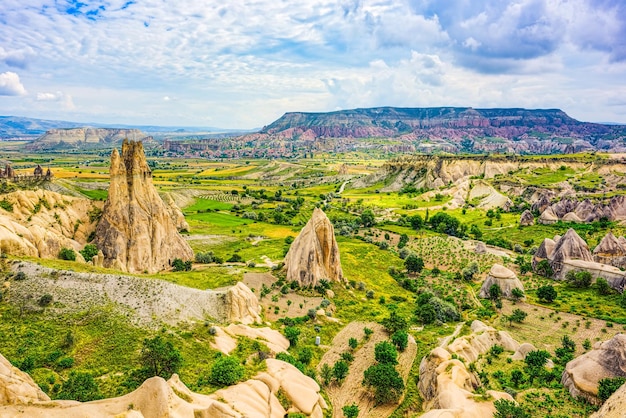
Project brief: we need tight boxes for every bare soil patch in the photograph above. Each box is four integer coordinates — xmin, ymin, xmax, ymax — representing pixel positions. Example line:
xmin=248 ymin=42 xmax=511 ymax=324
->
xmin=319 ymin=321 xmax=417 ymax=418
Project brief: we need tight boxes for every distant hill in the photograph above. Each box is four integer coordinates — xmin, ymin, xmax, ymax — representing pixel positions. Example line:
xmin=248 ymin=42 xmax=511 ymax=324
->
xmin=258 ymin=107 xmax=626 ymax=154
xmin=26 ymin=128 xmax=153 ymax=151
xmin=0 ymin=115 xmax=224 ymax=139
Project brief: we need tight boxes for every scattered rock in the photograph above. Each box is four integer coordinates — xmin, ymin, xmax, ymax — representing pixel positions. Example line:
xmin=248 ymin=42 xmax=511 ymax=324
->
xmin=478 ymin=264 xmax=525 ymax=299
xmin=284 ymin=207 xmax=344 ymax=287
xmin=562 ymin=334 xmax=626 ymax=405
xmin=94 ymin=140 xmax=194 ymax=273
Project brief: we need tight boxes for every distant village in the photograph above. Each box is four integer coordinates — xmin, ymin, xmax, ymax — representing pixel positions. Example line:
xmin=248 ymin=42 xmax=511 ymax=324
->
xmin=0 ymin=164 xmax=52 ymax=181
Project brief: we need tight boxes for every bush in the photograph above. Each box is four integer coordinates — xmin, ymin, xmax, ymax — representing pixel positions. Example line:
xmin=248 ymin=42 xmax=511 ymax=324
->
xmin=57 ymin=357 xmax=75 ymax=369
xmin=79 ymin=244 xmax=98 ymax=262
xmin=172 ymin=258 xmax=192 ymax=271
xmin=58 ymin=247 xmax=76 ymax=261
xmin=0 ymin=198 xmax=13 ymax=212
xmin=596 ymin=277 xmax=613 ymax=295
xmin=493 ymin=399 xmax=530 ymax=418
xmin=284 ymin=326 xmax=301 ymax=346
xmin=537 ymin=285 xmax=557 ymax=303
xmin=404 ymin=254 xmax=424 ymax=274
xmin=565 ymin=270 xmax=592 ymax=288
xmin=391 ymin=330 xmax=408 ymax=352
xmin=342 ymin=404 xmax=359 ymax=418
xmin=38 ymin=294 xmax=53 ymax=307
xmin=598 ymin=377 xmax=626 ymax=402
xmin=139 ymin=336 xmax=183 ymax=379
xmin=381 ymin=310 xmax=408 ymax=334
xmin=195 ymin=252 xmax=215 ymax=264
xmin=374 ymin=341 xmax=398 ymax=365
xmin=348 ymin=337 xmax=358 ymax=350
xmin=58 ymin=371 xmax=102 ymax=402
xmin=332 ymin=360 xmax=349 ymax=383
xmin=226 ymin=253 xmax=243 ymax=263
xmin=210 ymin=355 xmax=245 ymax=386
xmin=362 ymin=363 xmax=404 ymax=404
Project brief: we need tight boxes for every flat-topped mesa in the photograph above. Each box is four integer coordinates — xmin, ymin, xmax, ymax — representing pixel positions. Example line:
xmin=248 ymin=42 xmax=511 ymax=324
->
xmin=94 ymin=140 xmax=194 ymax=274
xmin=284 ymin=207 xmax=345 ymax=287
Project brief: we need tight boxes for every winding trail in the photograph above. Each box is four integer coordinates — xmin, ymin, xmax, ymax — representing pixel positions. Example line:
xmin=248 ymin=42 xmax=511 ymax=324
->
xmin=438 ymin=322 xmax=465 ymax=348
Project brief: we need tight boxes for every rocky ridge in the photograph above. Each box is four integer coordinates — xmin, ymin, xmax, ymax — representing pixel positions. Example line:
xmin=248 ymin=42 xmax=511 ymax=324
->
xmin=94 ymin=140 xmax=193 ymax=273
xmin=27 ymin=128 xmax=150 ymax=150
xmin=0 ymin=353 xmax=326 ymax=418
xmin=284 ymin=207 xmax=344 ymax=287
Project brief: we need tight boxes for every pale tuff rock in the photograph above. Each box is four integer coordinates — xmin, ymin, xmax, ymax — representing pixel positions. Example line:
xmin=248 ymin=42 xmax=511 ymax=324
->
xmin=284 ymin=207 xmax=344 ymax=286
xmin=478 ymin=264 xmax=525 ymax=299
xmin=519 ymin=209 xmax=534 ymax=226
xmin=549 ymin=228 xmax=593 ymax=278
xmin=592 ymin=380 xmax=626 ymax=418
xmin=562 ymin=212 xmax=583 ymax=223
xmin=538 ymin=206 xmax=559 ymax=224
xmin=94 ymin=140 xmax=193 ymax=273
xmin=212 ymin=324 xmax=289 ymax=355
xmin=0 ymin=189 xmax=100 ymax=259
xmin=560 ymin=260 xmax=626 ymax=293
xmin=0 ymin=359 xmax=326 ymax=418
xmin=474 ymin=241 xmax=487 ymax=254
xmin=594 ymin=232 xmax=626 ymax=269
xmin=418 ymin=321 xmax=519 ymax=417
xmin=225 ymin=282 xmax=262 ymax=324
xmin=0 ymin=353 xmax=50 ymax=405
xmin=534 ymin=195 xmax=626 ymax=223
xmin=562 ymin=334 xmax=626 ymax=405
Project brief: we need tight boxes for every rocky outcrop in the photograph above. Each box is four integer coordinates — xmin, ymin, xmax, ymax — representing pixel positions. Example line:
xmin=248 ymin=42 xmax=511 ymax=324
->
xmin=419 ymin=321 xmax=519 ymax=417
xmin=594 ymin=232 xmax=626 ymax=269
xmin=562 ymin=334 xmax=626 ymax=405
xmin=534 ymin=195 xmax=626 ymax=223
xmin=541 ymin=229 xmax=594 ymax=279
xmin=0 ymin=356 xmax=326 ymax=418
xmin=592 ymin=381 xmax=626 ymax=418
xmin=538 ymin=206 xmax=559 ymax=224
xmin=0 ymin=189 xmax=100 ymax=259
xmin=0 ymin=353 xmax=50 ymax=405
xmin=478 ymin=264 xmax=524 ymax=299
xmin=212 ymin=324 xmax=289 ymax=355
xmin=94 ymin=140 xmax=193 ymax=273
xmin=10 ymin=261 xmax=261 ymax=327
xmin=519 ymin=210 xmax=534 ymax=226
xmin=284 ymin=207 xmax=344 ymax=287
xmin=559 ymin=260 xmax=626 ymax=293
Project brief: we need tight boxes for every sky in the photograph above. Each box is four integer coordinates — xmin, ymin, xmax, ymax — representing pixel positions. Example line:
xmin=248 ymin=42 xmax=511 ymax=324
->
xmin=0 ymin=0 xmax=625 ymax=129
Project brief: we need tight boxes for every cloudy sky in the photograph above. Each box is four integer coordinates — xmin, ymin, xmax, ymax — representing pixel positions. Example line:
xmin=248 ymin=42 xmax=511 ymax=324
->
xmin=0 ymin=0 xmax=625 ymax=128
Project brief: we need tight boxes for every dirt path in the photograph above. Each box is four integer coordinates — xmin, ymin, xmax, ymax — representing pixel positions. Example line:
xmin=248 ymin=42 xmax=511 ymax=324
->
xmin=438 ymin=322 xmax=464 ymax=348
xmin=319 ymin=321 xmax=417 ymax=418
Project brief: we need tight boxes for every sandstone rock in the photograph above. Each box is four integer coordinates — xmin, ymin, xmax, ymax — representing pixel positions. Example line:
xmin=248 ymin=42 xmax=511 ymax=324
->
xmin=562 ymin=334 xmax=626 ymax=405
xmin=550 ymin=228 xmax=593 ymax=278
xmin=591 ymin=380 xmax=626 ymax=418
xmin=162 ymin=193 xmax=190 ymax=232
xmin=519 ymin=210 xmax=534 ymax=226
xmin=478 ymin=264 xmax=525 ymax=299
xmin=225 ymin=282 xmax=262 ymax=324
xmin=559 ymin=260 xmax=626 ymax=292
xmin=594 ymin=232 xmax=626 ymax=269
xmin=538 ymin=206 xmax=558 ymax=224
xmin=562 ymin=212 xmax=583 ymax=223
xmin=284 ymin=207 xmax=344 ymax=287
xmin=223 ymin=324 xmax=289 ymax=354
xmin=511 ymin=343 xmax=538 ymax=361
xmin=474 ymin=241 xmax=487 ymax=254
xmin=94 ymin=140 xmax=194 ymax=273
xmin=0 ymin=353 xmax=50 ymax=405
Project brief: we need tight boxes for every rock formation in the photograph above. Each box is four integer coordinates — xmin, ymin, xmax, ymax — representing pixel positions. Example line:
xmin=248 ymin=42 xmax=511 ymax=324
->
xmin=0 ymin=189 xmax=100 ymax=259
xmin=478 ymin=264 xmax=524 ymax=299
xmin=534 ymin=195 xmax=626 ymax=223
xmin=284 ymin=207 xmax=344 ymax=287
xmin=592 ymin=381 xmax=626 ymax=418
xmin=27 ymin=127 xmax=150 ymax=150
xmin=538 ymin=206 xmax=559 ymax=224
xmin=94 ymin=140 xmax=193 ymax=273
xmin=10 ymin=260 xmax=261 ymax=327
xmin=562 ymin=334 xmax=626 ymax=405
xmin=594 ymin=232 xmax=626 ymax=269
xmin=519 ymin=209 xmax=534 ymax=226
xmin=419 ymin=321 xmax=519 ymax=417
xmin=0 ymin=353 xmax=326 ymax=418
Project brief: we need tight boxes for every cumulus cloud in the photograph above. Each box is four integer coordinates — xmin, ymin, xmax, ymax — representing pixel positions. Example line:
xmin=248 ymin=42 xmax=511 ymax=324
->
xmin=0 ymin=46 xmax=35 ymax=68
xmin=36 ymin=90 xmax=75 ymax=109
xmin=0 ymin=72 xmax=27 ymax=96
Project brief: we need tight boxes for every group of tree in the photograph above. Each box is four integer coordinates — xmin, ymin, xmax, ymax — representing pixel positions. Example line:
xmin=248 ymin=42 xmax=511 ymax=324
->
xmin=362 ymin=341 xmax=405 ymax=404
xmin=415 ymin=292 xmax=460 ymax=325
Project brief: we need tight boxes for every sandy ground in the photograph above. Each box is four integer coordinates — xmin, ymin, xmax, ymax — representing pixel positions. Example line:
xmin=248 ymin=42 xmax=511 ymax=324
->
xmin=319 ymin=321 xmax=417 ymax=418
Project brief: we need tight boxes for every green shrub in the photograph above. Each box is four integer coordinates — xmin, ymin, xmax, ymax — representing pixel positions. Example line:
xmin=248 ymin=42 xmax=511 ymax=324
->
xmin=0 ymin=199 xmax=13 ymax=212
xmin=58 ymin=371 xmax=102 ymax=402
xmin=210 ymin=356 xmax=245 ymax=386
xmin=58 ymin=247 xmax=76 ymax=261
xmin=79 ymin=244 xmax=99 ymax=262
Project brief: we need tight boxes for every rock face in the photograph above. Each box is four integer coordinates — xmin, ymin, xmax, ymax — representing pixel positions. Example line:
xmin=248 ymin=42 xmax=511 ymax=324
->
xmin=594 ymin=232 xmax=626 ymax=269
xmin=284 ymin=207 xmax=344 ymax=286
xmin=592 ymin=380 xmax=626 ymax=418
xmin=533 ymin=228 xmax=593 ymax=279
xmin=0 ymin=353 xmax=50 ymax=405
xmin=419 ymin=321 xmax=518 ymax=417
xmin=0 ymin=356 xmax=326 ymax=418
xmin=562 ymin=334 xmax=626 ymax=405
xmin=0 ymin=189 xmax=100 ymax=259
xmin=94 ymin=140 xmax=193 ymax=273
xmin=478 ymin=264 xmax=525 ymax=299
xmin=519 ymin=209 xmax=534 ymax=226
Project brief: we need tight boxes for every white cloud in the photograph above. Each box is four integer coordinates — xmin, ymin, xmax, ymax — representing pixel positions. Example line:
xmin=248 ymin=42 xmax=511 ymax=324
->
xmin=35 ymin=91 xmax=75 ymax=109
xmin=0 ymin=72 xmax=27 ymax=96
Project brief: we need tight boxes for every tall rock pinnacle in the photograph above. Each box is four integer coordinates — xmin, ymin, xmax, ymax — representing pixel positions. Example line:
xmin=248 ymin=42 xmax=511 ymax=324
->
xmin=94 ymin=140 xmax=194 ymax=273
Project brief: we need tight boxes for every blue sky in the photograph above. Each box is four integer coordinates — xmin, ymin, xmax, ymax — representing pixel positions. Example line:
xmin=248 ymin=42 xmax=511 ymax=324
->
xmin=0 ymin=0 xmax=625 ymax=128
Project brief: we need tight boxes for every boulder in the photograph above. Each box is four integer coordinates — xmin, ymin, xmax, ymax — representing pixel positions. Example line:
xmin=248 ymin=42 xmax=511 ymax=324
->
xmin=478 ymin=264 xmax=525 ymax=299
xmin=519 ymin=209 xmax=534 ymax=226
xmin=538 ymin=206 xmax=558 ymax=224
xmin=474 ymin=241 xmax=487 ymax=254
xmin=594 ymin=232 xmax=626 ymax=269
xmin=284 ymin=208 xmax=344 ymax=287
xmin=511 ymin=343 xmax=538 ymax=361
xmin=93 ymin=140 xmax=194 ymax=273
xmin=562 ymin=334 xmax=626 ymax=405
xmin=559 ymin=260 xmax=626 ymax=292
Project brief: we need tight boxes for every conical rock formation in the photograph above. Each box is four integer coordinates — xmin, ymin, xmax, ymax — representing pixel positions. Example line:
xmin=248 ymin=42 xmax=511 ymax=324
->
xmin=94 ymin=140 xmax=193 ymax=273
xmin=550 ymin=228 xmax=593 ymax=278
xmin=519 ymin=209 xmax=534 ymax=226
xmin=478 ymin=264 xmax=524 ymax=299
xmin=594 ymin=232 xmax=626 ymax=269
xmin=284 ymin=208 xmax=344 ymax=287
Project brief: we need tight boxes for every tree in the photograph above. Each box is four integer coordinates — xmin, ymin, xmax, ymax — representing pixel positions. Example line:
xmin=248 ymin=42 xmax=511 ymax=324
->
xmin=397 ymin=233 xmax=409 ymax=249
xmin=362 ymin=363 xmax=405 ymax=404
xmin=409 ymin=214 xmax=423 ymax=230
xmin=210 ymin=355 xmax=245 ymax=386
xmin=493 ymin=399 xmax=530 ymax=418
xmin=342 ymin=404 xmax=359 ymax=418
xmin=374 ymin=341 xmax=398 ymax=365
xmin=598 ymin=377 xmax=626 ymax=402
xmin=58 ymin=371 xmax=102 ymax=402
xmin=172 ymin=258 xmax=192 ymax=271
xmin=461 ymin=262 xmax=480 ymax=281
xmin=298 ymin=347 xmax=313 ymax=365
xmin=348 ymin=337 xmax=358 ymax=350
xmin=469 ymin=224 xmax=482 ymax=239
xmin=535 ymin=259 xmax=553 ymax=277
xmin=565 ymin=270 xmax=592 ymax=288
xmin=360 ymin=209 xmax=376 ymax=227
xmin=596 ymin=277 xmax=612 ymax=295
xmin=537 ymin=285 xmax=557 ymax=303
xmin=284 ymin=326 xmax=301 ymax=346
xmin=524 ymin=350 xmax=551 ymax=383
xmin=510 ymin=369 xmax=524 ymax=387
xmin=391 ymin=330 xmax=408 ymax=352
xmin=404 ymin=254 xmax=424 ymax=274
xmin=416 ymin=303 xmax=436 ymax=324
xmin=505 ymin=309 xmax=527 ymax=326
xmin=511 ymin=288 xmax=525 ymax=302
xmin=58 ymin=247 xmax=76 ymax=261
xmin=381 ymin=310 xmax=408 ymax=334
xmin=320 ymin=363 xmax=333 ymax=386
xmin=79 ymin=244 xmax=99 ymax=262
xmin=332 ymin=360 xmax=349 ymax=383
xmin=140 ymin=336 xmax=183 ymax=379
xmin=489 ymin=284 xmax=502 ymax=301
